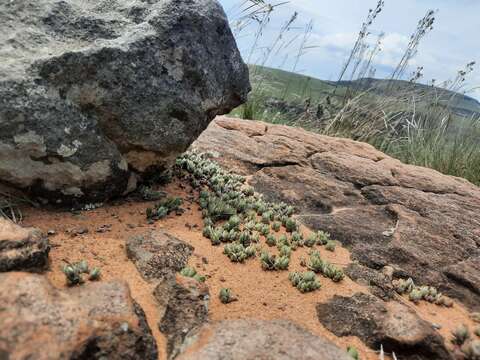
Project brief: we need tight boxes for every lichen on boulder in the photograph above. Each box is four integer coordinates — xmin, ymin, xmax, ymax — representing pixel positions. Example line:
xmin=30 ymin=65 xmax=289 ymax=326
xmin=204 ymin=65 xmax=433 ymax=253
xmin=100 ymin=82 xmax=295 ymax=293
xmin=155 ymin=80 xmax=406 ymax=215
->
xmin=0 ymin=0 xmax=250 ymax=203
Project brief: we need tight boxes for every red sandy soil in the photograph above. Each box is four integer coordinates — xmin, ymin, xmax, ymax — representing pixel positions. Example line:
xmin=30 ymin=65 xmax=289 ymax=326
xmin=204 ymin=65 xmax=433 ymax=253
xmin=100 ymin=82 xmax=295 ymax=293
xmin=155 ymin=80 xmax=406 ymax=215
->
xmin=21 ymin=180 xmax=477 ymax=360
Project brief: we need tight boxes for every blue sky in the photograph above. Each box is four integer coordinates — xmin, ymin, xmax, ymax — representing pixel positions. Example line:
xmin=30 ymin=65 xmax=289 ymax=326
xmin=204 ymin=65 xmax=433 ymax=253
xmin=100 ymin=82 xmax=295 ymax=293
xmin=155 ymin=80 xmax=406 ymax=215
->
xmin=218 ymin=0 xmax=480 ymax=100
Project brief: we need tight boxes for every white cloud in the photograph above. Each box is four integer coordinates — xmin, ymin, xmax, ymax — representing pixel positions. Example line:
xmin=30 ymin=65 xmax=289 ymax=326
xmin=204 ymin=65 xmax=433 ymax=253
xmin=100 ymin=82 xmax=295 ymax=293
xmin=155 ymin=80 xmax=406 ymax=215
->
xmin=219 ymin=0 xmax=480 ymax=99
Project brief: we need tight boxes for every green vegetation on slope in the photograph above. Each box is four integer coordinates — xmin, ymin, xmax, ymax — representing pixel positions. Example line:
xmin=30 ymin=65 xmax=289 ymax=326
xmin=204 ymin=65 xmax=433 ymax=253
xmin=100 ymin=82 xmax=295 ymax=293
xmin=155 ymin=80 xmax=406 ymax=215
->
xmin=230 ymin=65 xmax=480 ymax=186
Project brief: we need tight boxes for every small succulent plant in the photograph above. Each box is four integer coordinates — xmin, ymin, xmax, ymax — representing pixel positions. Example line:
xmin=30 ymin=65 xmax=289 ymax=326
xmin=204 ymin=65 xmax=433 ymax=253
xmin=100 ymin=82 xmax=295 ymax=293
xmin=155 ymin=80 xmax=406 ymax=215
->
xmin=290 ymin=231 xmax=303 ymax=245
xmin=452 ymin=324 xmax=470 ymax=345
xmin=77 ymin=260 xmax=89 ymax=273
xmin=62 ymin=260 xmax=101 ymax=286
xmin=278 ymin=234 xmax=289 ymax=246
xmin=138 ymin=185 xmax=166 ymax=201
xmin=323 ymin=263 xmax=345 ymax=282
xmin=274 ymin=255 xmax=290 ymax=270
xmin=279 ymin=245 xmax=292 ymax=258
xmin=210 ymin=228 xmax=222 ymax=245
xmin=307 ymin=251 xmax=324 ymax=273
xmin=238 ymin=231 xmax=252 ymax=246
xmin=242 ymin=185 xmax=254 ymax=196
xmin=305 ymin=233 xmax=317 ymax=247
xmin=288 ymin=271 xmax=321 ymax=293
xmin=393 ymin=278 xmax=449 ymax=307
xmin=203 ymin=225 xmax=213 ymax=239
xmin=409 ymin=288 xmax=423 ymax=304
xmin=461 ymin=340 xmax=480 ymax=360
xmin=285 ymin=218 xmax=298 ymax=233
xmin=472 ymin=313 xmax=480 ymax=323
xmin=194 ymin=274 xmax=206 ymax=282
xmin=179 ymin=266 xmax=206 ymax=282
xmin=474 ymin=326 xmax=480 ymax=337
xmin=260 ymin=251 xmax=276 ymax=271
xmin=393 ymin=278 xmax=415 ymax=294
xmin=146 ymin=197 xmax=183 ymax=221
xmin=260 ymin=224 xmax=270 ymax=236
xmin=347 ymin=346 xmax=359 ymax=360
xmin=316 ymin=230 xmax=330 ymax=245
xmin=325 ymin=240 xmax=336 ymax=252
xmin=224 ymin=243 xmax=255 ymax=262
xmin=62 ymin=265 xmax=83 ymax=286
xmin=180 ymin=266 xmax=197 ymax=277
xmin=225 ymin=215 xmax=241 ymax=231
xmin=89 ymin=267 xmax=101 ymax=281
xmin=272 ymin=221 xmax=281 ymax=232
xmin=307 ymin=251 xmax=344 ymax=282
xmin=219 ymin=288 xmax=237 ymax=304
xmin=266 ymin=234 xmax=277 ymax=247
xmin=261 ymin=211 xmax=273 ymax=224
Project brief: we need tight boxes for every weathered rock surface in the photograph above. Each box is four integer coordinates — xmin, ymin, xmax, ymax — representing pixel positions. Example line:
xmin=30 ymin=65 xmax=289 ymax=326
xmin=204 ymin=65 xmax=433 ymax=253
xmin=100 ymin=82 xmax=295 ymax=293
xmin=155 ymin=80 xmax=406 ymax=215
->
xmin=155 ymin=275 xmax=209 ymax=359
xmin=193 ymin=117 xmax=480 ymax=310
xmin=0 ymin=272 xmax=157 ymax=359
xmin=127 ymin=230 xmax=193 ymax=281
xmin=0 ymin=218 xmax=50 ymax=272
xmin=178 ymin=319 xmax=353 ymax=360
xmin=126 ymin=230 xmax=208 ymax=359
xmin=317 ymin=293 xmax=452 ymax=360
xmin=0 ymin=0 xmax=250 ymax=203
xmin=345 ymin=263 xmax=395 ymax=300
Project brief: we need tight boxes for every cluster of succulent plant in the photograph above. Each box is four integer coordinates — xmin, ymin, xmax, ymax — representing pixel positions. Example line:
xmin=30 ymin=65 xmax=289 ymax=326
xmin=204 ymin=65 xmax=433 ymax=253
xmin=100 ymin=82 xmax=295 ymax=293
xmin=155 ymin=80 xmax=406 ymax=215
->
xmin=177 ymin=152 xmax=296 ymax=249
xmin=176 ymin=151 xmax=342 ymax=289
xmin=138 ymin=185 xmax=165 ymax=201
xmin=307 ymin=251 xmax=344 ymax=282
xmin=260 ymin=250 xmax=290 ymax=270
xmin=224 ymin=243 xmax=256 ymax=262
xmin=219 ymin=288 xmax=237 ymax=304
xmin=179 ymin=266 xmax=206 ymax=282
xmin=392 ymin=277 xmax=453 ymax=307
xmin=146 ymin=196 xmax=183 ymax=221
xmin=461 ymin=340 xmax=480 ymax=360
xmin=62 ymin=260 xmax=101 ymax=286
xmin=316 ymin=230 xmax=330 ymax=245
xmin=450 ymin=323 xmax=480 ymax=359
xmin=324 ymin=240 xmax=336 ymax=252
xmin=452 ymin=325 xmax=471 ymax=345
xmin=471 ymin=313 xmax=480 ymax=323
xmin=346 ymin=346 xmax=359 ymax=360
xmin=288 ymin=271 xmax=321 ymax=293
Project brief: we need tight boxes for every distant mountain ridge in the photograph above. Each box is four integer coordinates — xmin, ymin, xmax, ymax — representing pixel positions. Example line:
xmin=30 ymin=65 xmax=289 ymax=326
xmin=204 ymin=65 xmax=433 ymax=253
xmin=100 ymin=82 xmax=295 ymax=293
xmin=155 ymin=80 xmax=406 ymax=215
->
xmin=250 ymin=65 xmax=480 ymax=118
xmin=337 ymin=78 xmax=480 ymax=118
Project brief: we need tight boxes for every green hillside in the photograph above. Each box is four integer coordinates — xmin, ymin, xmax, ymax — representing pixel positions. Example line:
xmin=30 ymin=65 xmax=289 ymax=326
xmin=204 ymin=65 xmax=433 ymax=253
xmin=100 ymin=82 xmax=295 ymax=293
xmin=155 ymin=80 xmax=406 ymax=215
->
xmin=233 ymin=65 xmax=480 ymax=186
xmin=247 ymin=65 xmax=480 ymax=118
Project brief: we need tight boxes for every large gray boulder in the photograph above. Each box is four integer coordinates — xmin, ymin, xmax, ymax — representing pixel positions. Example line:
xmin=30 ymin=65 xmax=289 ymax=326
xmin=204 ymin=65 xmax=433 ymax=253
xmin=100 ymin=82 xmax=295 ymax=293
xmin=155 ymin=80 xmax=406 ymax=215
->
xmin=0 ymin=0 xmax=250 ymax=203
